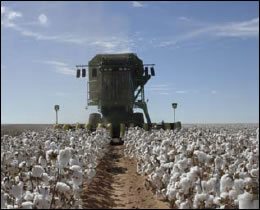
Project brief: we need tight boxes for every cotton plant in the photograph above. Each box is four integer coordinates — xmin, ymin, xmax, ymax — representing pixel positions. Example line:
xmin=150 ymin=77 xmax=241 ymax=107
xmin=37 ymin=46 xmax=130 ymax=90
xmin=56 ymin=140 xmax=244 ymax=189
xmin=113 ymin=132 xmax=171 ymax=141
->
xmin=1 ymin=127 xmax=110 ymax=209
xmin=123 ymin=124 xmax=259 ymax=209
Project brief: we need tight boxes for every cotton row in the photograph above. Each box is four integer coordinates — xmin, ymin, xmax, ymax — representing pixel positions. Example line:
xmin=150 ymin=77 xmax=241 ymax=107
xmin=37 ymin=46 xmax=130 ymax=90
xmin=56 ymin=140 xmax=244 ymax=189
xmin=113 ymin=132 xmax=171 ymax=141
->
xmin=1 ymin=127 xmax=110 ymax=209
xmin=124 ymin=125 xmax=259 ymax=209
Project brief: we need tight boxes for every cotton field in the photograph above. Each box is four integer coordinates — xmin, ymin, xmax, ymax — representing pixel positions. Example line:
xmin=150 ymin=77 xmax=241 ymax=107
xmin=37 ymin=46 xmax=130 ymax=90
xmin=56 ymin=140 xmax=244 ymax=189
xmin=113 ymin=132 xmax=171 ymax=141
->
xmin=1 ymin=124 xmax=259 ymax=209
xmin=1 ymin=128 xmax=110 ymax=209
xmin=124 ymin=125 xmax=259 ymax=209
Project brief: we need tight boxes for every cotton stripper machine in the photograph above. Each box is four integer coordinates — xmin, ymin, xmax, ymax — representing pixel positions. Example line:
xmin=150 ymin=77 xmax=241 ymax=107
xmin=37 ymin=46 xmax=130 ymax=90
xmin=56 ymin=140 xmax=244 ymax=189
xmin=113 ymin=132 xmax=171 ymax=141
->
xmin=76 ymin=53 xmax=181 ymax=142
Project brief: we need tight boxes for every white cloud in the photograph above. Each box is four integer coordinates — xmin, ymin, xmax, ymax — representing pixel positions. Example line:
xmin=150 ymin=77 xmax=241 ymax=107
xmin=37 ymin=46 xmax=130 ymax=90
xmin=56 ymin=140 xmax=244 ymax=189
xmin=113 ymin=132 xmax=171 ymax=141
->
xmin=2 ymin=6 xmax=135 ymax=53
xmin=1 ymin=5 xmax=22 ymax=27
xmin=159 ymin=17 xmax=259 ymax=47
xmin=147 ymin=84 xmax=172 ymax=92
xmin=38 ymin=14 xmax=48 ymax=25
xmin=43 ymin=60 xmax=75 ymax=76
xmin=43 ymin=60 xmax=67 ymax=66
xmin=178 ymin=16 xmax=191 ymax=21
xmin=1 ymin=5 xmax=6 ymax=15
xmin=148 ymin=87 xmax=171 ymax=91
xmin=55 ymin=66 xmax=75 ymax=76
xmin=215 ymin=17 xmax=259 ymax=37
xmin=90 ymin=39 xmax=132 ymax=53
xmin=159 ymin=92 xmax=170 ymax=95
xmin=7 ymin=10 xmax=22 ymax=20
xmin=175 ymin=90 xmax=188 ymax=94
xmin=132 ymin=1 xmax=144 ymax=8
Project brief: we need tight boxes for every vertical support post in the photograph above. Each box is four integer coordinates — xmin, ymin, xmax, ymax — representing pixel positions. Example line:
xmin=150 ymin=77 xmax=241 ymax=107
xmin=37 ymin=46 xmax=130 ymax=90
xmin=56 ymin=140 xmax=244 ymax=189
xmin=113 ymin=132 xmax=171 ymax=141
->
xmin=54 ymin=105 xmax=60 ymax=125
xmin=174 ymin=109 xmax=175 ymax=123
xmin=172 ymin=103 xmax=177 ymax=124
xmin=56 ymin=110 xmax=58 ymax=124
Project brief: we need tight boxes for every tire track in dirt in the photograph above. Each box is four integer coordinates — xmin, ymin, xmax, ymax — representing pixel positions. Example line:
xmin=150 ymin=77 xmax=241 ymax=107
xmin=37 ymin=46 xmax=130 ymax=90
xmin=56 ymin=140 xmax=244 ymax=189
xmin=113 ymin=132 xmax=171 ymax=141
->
xmin=81 ymin=145 xmax=169 ymax=209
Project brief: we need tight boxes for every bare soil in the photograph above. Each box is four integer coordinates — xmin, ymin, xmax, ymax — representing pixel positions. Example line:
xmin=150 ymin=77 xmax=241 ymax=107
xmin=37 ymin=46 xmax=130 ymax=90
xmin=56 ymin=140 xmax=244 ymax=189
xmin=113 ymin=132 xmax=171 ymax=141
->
xmin=81 ymin=145 xmax=169 ymax=209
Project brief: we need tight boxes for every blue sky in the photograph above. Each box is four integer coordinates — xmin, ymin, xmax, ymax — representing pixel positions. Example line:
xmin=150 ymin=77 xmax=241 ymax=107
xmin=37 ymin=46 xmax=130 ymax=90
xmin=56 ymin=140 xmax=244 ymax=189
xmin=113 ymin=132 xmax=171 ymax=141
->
xmin=1 ymin=1 xmax=259 ymax=124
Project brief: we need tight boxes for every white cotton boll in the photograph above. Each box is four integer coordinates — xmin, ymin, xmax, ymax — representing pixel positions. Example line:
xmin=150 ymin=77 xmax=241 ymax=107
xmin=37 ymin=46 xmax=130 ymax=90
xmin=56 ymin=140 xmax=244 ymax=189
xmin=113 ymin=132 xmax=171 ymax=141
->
xmin=167 ymin=149 xmax=175 ymax=158
xmin=193 ymin=193 xmax=208 ymax=208
xmin=56 ymin=182 xmax=70 ymax=193
xmin=214 ymin=156 xmax=223 ymax=169
xmin=46 ymin=149 xmax=54 ymax=162
xmin=39 ymin=187 xmax=50 ymax=198
xmin=44 ymin=140 xmax=50 ymax=149
xmin=176 ymin=191 xmax=184 ymax=201
xmin=21 ymin=201 xmax=33 ymax=209
xmin=179 ymin=199 xmax=190 ymax=209
xmin=10 ymin=182 xmax=23 ymax=200
xmin=229 ymin=189 xmax=238 ymax=200
xmin=38 ymin=156 xmax=47 ymax=168
xmin=85 ymin=168 xmax=96 ymax=184
xmin=205 ymin=194 xmax=214 ymax=208
xmin=250 ymin=168 xmax=259 ymax=178
xmin=195 ymin=183 xmax=202 ymax=194
xmin=7 ymin=204 xmax=19 ymax=209
xmin=150 ymin=171 xmax=163 ymax=189
xmin=1 ymin=190 xmax=6 ymax=209
xmin=33 ymin=194 xmax=50 ymax=209
xmin=22 ymin=138 xmax=28 ymax=145
xmin=179 ymin=177 xmax=191 ymax=194
xmin=206 ymin=177 xmax=217 ymax=193
xmin=190 ymin=166 xmax=200 ymax=175
xmin=238 ymin=191 xmax=258 ymax=209
xmin=170 ymin=172 xmax=181 ymax=183
xmin=177 ymin=158 xmax=188 ymax=171
xmin=72 ymin=170 xmax=83 ymax=186
xmin=167 ymin=187 xmax=177 ymax=201
xmin=50 ymin=142 xmax=57 ymax=150
xmin=187 ymin=171 xmax=197 ymax=183
xmin=220 ymin=174 xmax=233 ymax=192
xmin=24 ymin=191 xmax=34 ymax=201
xmin=201 ymin=181 xmax=208 ymax=193
xmin=171 ymin=165 xmax=180 ymax=174
xmin=162 ymin=162 xmax=174 ymax=169
xmin=213 ymin=196 xmax=221 ymax=205
xmin=32 ymin=165 xmax=44 ymax=178
xmin=58 ymin=148 xmax=71 ymax=168
xmin=162 ymin=173 xmax=170 ymax=185
xmin=194 ymin=150 xmax=208 ymax=163
xmin=70 ymin=165 xmax=82 ymax=172
xmin=220 ymin=191 xmax=229 ymax=199
xmin=238 ymin=171 xmax=247 ymax=179
xmin=14 ymin=175 xmax=20 ymax=183
xmin=19 ymin=161 xmax=26 ymax=169
xmin=234 ymin=199 xmax=239 ymax=206
xmin=69 ymin=157 xmax=80 ymax=166
xmin=243 ymin=177 xmax=253 ymax=188
xmin=41 ymin=173 xmax=49 ymax=184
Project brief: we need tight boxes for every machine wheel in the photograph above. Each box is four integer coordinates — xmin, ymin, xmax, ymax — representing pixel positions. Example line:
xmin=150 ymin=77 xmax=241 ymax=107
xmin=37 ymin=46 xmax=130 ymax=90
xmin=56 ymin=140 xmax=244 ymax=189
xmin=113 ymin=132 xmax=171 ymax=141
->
xmin=88 ymin=113 xmax=102 ymax=129
xmin=133 ymin=112 xmax=144 ymax=127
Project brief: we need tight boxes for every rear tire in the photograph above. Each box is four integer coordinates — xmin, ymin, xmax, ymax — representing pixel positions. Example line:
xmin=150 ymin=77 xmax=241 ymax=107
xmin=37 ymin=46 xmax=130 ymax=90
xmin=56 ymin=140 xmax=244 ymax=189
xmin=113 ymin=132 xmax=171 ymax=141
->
xmin=88 ymin=113 xmax=102 ymax=129
xmin=133 ymin=112 xmax=144 ymax=127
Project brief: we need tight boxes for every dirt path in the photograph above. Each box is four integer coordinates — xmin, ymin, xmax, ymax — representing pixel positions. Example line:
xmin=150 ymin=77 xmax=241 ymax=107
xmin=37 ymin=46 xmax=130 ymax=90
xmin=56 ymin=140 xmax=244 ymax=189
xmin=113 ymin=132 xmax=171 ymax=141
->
xmin=81 ymin=145 xmax=170 ymax=209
